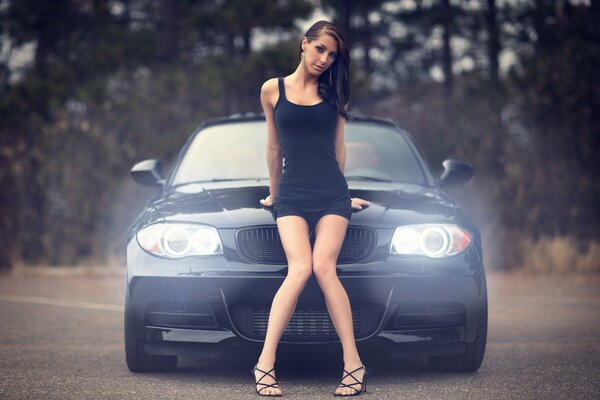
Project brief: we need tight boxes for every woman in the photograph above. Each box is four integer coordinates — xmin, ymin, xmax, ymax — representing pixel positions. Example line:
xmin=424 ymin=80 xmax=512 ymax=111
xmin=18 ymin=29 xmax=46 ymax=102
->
xmin=252 ymin=20 xmax=371 ymax=397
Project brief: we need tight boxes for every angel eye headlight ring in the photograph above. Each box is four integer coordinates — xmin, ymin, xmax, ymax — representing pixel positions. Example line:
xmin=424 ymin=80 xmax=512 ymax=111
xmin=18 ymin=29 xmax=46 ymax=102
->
xmin=136 ymin=223 xmax=223 ymax=258
xmin=390 ymin=224 xmax=472 ymax=258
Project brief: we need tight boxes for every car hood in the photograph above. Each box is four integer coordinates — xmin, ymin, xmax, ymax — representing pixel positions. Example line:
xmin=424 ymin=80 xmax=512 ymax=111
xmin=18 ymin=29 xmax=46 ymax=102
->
xmin=144 ymin=182 xmax=459 ymax=230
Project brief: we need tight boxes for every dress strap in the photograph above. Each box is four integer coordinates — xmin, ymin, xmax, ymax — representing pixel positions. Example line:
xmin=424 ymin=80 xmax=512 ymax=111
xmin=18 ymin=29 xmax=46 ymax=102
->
xmin=277 ymin=77 xmax=286 ymax=102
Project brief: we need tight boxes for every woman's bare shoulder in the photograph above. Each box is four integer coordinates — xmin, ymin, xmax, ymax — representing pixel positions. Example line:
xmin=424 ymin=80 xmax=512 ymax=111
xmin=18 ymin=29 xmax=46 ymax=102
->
xmin=261 ymin=77 xmax=279 ymax=95
xmin=260 ymin=78 xmax=280 ymax=109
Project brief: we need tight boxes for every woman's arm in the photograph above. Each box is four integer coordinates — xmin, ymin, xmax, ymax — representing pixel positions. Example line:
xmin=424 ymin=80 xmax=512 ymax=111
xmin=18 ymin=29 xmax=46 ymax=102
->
xmin=335 ymin=114 xmax=346 ymax=173
xmin=335 ymin=113 xmax=370 ymax=210
xmin=260 ymin=79 xmax=283 ymax=201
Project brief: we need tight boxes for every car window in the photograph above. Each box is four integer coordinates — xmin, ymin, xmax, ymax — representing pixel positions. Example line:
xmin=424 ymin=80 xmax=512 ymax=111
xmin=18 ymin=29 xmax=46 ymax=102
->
xmin=345 ymin=123 xmax=427 ymax=184
xmin=171 ymin=120 xmax=427 ymax=185
xmin=172 ymin=122 xmax=269 ymax=185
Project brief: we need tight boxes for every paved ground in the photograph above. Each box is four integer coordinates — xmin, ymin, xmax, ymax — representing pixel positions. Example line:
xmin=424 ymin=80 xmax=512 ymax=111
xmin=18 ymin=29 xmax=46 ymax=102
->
xmin=0 ymin=267 xmax=599 ymax=399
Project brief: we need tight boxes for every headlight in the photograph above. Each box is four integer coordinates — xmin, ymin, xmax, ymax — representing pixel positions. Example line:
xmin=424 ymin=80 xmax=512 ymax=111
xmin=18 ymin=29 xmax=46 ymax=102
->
xmin=389 ymin=224 xmax=472 ymax=258
xmin=136 ymin=223 xmax=223 ymax=258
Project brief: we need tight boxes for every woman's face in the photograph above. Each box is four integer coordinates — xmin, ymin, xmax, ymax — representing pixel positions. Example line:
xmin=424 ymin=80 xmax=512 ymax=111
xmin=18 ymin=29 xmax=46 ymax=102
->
xmin=301 ymin=33 xmax=339 ymax=77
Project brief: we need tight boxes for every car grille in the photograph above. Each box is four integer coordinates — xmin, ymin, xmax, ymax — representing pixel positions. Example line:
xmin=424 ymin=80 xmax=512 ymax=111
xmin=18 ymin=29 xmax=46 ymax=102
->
xmin=235 ymin=226 xmax=377 ymax=264
xmin=229 ymin=303 xmax=384 ymax=342
xmin=391 ymin=302 xmax=466 ymax=329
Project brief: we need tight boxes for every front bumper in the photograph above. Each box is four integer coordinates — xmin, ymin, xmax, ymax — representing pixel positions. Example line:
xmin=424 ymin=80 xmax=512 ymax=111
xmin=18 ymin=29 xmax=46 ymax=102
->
xmin=126 ymin=229 xmax=485 ymax=359
xmin=127 ymin=271 xmax=484 ymax=359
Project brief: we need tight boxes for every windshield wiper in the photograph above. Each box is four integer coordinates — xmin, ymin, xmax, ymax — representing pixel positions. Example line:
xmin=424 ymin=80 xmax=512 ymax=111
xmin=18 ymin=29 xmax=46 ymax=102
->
xmin=345 ymin=175 xmax=392 ymax=182
xmin=171 ymin=178 xmax=268 ymax=188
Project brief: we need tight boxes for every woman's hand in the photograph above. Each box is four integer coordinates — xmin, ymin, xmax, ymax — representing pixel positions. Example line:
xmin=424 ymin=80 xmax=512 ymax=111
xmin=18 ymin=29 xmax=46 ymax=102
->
xmin=260 ymin=194 xmax=275 ymax=207
xmin=351 ymin=197 xmax=370 ymax=210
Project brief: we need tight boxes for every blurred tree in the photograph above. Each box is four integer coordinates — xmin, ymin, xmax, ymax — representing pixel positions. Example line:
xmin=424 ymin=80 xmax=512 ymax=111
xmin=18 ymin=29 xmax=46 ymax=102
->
xmin=322 ymin=0 xmax=387 ymax=76
xmin=486 ymin=0 xmax=500 ymax=86
xmin=441 ymin=0 xmax=452 ymax=94
xmin=320 ymin=0 xmax=391 ymax=113
xmin=0 ymin=0 xmax=313 ymax=267
xmin=156 ymin=0 xmax=179 ymax=61
xmin=175 ymin=0 xmax=312 ymax=113
xmin=507 ymin=1 xmax=600 ymax=239
xmin=386 ymin=0 xmax=462 ymax=93
xmin=0 ymin=0 xmax=598 ymax=271
xmin=1 ymin=0 xmax=85 ymax=263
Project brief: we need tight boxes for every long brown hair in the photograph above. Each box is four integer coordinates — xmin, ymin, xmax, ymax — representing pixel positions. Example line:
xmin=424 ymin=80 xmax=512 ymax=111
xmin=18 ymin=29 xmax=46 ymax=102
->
xmin=301 ymin=20 xmax=351 ymax=120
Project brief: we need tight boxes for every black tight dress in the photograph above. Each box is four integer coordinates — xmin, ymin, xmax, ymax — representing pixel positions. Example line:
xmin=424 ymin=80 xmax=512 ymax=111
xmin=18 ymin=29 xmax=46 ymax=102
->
xmin=272 ymin=76 xmax=352 ymax=231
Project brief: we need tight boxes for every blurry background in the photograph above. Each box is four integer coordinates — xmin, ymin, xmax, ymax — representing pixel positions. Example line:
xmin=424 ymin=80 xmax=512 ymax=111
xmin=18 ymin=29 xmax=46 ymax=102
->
xmin=0 ymin=0 xmax=597 ymax=273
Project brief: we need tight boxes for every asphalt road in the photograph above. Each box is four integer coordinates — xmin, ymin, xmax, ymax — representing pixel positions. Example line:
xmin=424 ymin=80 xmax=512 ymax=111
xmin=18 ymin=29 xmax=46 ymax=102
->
xmin=0 ymin=267 xmax=598 ymax=400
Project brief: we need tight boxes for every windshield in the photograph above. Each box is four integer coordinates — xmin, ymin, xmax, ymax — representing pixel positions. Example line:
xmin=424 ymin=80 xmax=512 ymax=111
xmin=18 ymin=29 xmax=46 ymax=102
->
xmin=171 ymin=120 xmax=429 ymax=186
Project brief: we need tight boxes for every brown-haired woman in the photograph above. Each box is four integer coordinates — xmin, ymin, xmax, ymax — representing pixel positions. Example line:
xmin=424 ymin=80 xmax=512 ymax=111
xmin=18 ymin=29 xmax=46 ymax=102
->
xmin=253 ymin=20 xmax=371 ymax=396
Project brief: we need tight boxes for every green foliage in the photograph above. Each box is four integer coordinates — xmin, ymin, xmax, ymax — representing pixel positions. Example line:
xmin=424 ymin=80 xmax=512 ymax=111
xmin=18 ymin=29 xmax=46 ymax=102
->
xmin=0 ymin=0 xmax=313 ymax=266
xmin=505 ymin=3 xmax=600 ymax=239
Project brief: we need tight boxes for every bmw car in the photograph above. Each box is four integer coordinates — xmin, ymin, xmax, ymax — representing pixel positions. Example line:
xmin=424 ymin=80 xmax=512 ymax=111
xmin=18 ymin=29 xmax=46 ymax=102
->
xmin=125 ymin=114 xmax=488 ymax=373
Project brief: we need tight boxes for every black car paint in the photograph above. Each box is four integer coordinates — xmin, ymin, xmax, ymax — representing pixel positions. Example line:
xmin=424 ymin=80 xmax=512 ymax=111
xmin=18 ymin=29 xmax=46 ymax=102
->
xmin=125 ymin=115 xmax=487 ymax=372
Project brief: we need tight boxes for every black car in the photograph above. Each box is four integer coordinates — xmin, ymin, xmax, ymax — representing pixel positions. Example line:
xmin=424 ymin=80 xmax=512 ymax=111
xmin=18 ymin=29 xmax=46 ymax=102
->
xmin=125 ymin=114 xmax=487 ymax=373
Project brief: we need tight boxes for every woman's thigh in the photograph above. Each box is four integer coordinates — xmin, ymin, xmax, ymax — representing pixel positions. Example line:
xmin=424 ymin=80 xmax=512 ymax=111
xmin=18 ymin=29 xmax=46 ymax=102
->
xmin=312 ymin=214 xmax=349 ymax=279
xmin=276 ymin=215 xmax=313 ymax=276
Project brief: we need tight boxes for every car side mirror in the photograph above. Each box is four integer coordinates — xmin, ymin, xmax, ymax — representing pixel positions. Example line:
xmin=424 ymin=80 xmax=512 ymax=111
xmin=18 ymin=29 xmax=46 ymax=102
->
xmin=131 ymin=159 xmax=165 ymax=187
xmin=439 ymin=159 xmax=474 ymax=187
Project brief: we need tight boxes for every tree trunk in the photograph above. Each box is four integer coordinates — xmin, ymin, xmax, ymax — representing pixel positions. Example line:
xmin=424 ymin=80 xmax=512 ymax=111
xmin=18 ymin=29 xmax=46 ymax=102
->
xmin=338 ymin=0 xmax=352 ymax=47
xmin=486 ymin=0 xmax=500 ymax=86
xmin=242 ymin=29 xmax=251 ymax=57
xmin=534 ymin=0 xmax=548 ymax=48
xmin=157 ymin=0 xmax=178 ymax=61
xmin=362 ymin=6 xmax=372 ymax=76
xmin=34 ymin=19 xmax=53 ymax=69
xmin=441 ymin=0 xmax=453 ymax=95
xmin=19 ymin=141 xmax=46 ymax=265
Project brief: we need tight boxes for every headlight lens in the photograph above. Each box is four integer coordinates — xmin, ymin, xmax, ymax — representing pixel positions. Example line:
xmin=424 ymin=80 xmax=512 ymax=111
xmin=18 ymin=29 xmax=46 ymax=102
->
xmin=390 ymin=224 xmax=472 ymax=258
xmin=136 ymin=223 xmax=223 ymax=258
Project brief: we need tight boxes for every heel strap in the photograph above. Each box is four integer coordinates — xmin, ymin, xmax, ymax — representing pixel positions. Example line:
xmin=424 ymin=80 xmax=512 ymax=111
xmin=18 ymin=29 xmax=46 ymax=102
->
xmin=253 ymin=365 xmax=280 ymax=391
xmin=337 ymin=364 xmax=366 ymax=393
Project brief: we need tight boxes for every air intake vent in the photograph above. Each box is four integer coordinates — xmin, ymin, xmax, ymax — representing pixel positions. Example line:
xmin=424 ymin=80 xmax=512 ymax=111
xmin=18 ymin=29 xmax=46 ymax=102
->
xmin=230 ymin=303 xmax=384 ymax=342
xmin=392 ymin=302 xmax=465 ymax=329
xmin=145 ymin=301 xmax=219 ymax=329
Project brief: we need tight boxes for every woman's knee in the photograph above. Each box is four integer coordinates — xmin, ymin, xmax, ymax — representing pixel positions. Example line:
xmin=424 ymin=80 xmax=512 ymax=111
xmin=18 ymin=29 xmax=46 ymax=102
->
xmin=312 ymin=260 xmax=337 ymax=282
xmin=286 ymin=261 xmax=313 ymax=283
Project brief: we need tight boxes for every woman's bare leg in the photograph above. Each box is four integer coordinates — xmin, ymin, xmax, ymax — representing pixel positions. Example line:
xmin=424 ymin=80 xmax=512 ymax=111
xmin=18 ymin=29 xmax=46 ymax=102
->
xmin=312 ymin=214 xmax=365 ymax=396
xmin=254 ymin=215 xmax=313 ymax=395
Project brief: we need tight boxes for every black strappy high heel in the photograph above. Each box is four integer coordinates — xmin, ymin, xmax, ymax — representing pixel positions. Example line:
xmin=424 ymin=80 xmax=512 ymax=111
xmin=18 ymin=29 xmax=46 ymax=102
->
xmin=334 ymin=364 xmax=368 ymax=396
xmin=251 ymin=364 xmax=283 ymax=396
